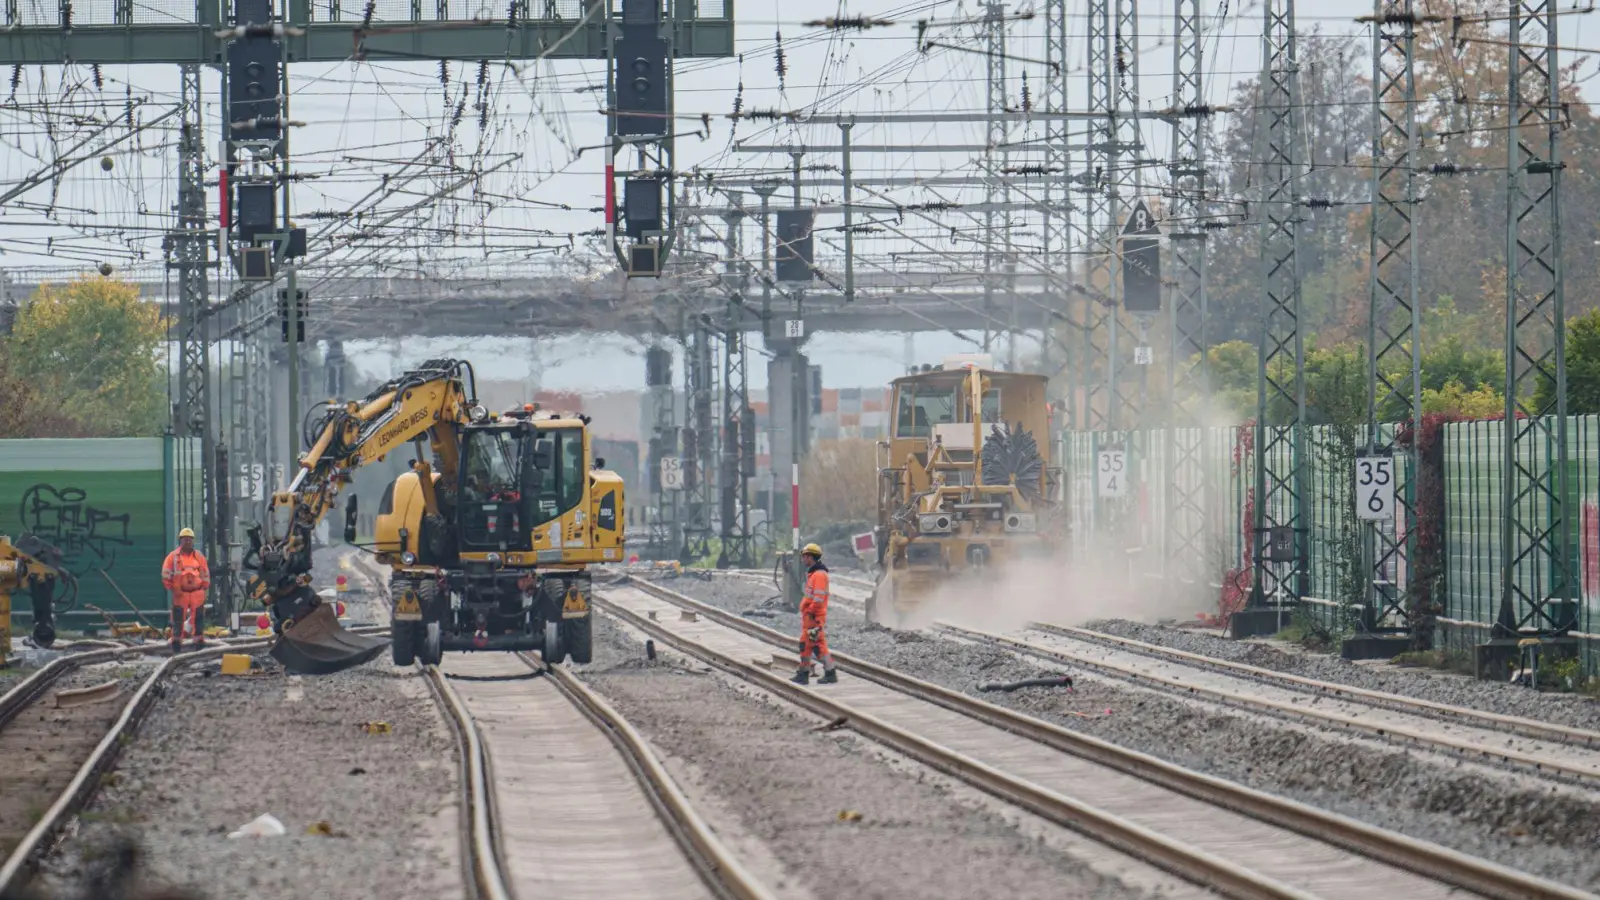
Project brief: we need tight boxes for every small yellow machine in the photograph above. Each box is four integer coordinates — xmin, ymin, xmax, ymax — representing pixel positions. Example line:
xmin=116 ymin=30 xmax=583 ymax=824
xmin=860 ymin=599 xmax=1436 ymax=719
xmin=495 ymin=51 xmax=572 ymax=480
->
xmin=0 ymin=534 xmax=67 ymax=666
xmin=869 ymin=357 xmax=1064 ymax=627
xmin=244 ymin=357 xmax=624 ymax=674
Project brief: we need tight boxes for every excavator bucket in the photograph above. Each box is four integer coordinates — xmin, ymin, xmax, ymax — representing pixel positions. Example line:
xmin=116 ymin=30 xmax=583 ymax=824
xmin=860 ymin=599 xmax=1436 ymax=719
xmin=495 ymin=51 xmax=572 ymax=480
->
xmin=270 ymin=603 xmax=389 ymax=675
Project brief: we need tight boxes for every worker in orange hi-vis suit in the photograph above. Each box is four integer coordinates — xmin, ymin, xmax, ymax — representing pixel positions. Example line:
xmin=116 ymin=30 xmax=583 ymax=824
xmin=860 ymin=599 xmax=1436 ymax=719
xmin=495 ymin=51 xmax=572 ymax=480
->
xmin=162 ymin=527 xmax=210 ymax=653
xmin=791 ymin=543 xmax=839 ymax=685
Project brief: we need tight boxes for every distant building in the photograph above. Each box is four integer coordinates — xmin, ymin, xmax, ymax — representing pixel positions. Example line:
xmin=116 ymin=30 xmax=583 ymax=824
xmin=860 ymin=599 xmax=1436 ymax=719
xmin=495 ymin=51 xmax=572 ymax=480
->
xmin=474 ymin=380 xmax=893 ymax=524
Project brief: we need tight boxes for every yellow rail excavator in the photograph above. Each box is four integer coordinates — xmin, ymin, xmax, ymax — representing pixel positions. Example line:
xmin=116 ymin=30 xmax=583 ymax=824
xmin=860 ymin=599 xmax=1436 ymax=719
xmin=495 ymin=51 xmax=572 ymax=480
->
xmin=0 ymin=534 xmax=68 ymax=667
xmin=244 ymin=357 xmax=625 ymax=674
xmin=869 ymin=357 xmax=1064 ymax=628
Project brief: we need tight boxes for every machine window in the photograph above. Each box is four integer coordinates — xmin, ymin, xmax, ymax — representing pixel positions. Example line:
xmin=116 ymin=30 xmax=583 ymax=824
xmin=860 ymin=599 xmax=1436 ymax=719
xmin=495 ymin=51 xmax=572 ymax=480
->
xmin=533 ymin=428 xmax=585 ymax=525
xmin=461 ymin=429 xmax=523 ymax=504
xmin=981 ymin=389 xmax=1001 ymax=423
xmin=895 ymin=386 xmax=958 ymax=438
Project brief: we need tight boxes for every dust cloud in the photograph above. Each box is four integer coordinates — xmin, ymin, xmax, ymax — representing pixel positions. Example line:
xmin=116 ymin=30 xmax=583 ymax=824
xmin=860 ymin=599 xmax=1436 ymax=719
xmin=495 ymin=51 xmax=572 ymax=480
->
xmin=881 ymin=543 xmax=1218 ymax=635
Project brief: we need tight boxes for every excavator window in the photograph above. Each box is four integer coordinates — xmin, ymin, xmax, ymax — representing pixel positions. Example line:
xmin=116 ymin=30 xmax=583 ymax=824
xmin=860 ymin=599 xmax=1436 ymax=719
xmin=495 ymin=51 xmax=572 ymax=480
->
xmin=462 ymin=429 xmax=521 ymax=502
xmin=532 ymin=427 xmax=585 ymax=526
xmin=458 ymin=427 xmax=531 ymax=550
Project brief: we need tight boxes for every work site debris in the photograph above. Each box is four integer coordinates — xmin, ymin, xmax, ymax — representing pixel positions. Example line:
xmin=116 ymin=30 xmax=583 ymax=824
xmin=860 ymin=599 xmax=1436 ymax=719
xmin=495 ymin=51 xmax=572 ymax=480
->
xmin=227 ymin=813 xmax=286 ymax=838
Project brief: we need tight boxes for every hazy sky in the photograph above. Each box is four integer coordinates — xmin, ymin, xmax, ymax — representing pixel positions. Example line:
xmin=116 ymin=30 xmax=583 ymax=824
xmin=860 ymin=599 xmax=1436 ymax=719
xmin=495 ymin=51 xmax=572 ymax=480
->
xmin=3 ymin=0 xmax=1599 ymax=390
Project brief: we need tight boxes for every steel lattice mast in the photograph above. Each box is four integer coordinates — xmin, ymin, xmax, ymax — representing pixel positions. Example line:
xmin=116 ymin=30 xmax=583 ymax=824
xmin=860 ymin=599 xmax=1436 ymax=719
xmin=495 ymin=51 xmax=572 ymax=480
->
xmin=1107 ymin=0 xmax=1144 ymax=432
xmin=1042 ymin=0 xmax=1073 ymax=410
xmin=1498 ymin=0 xmax=1572 ymax=637
xmin=1360 ymin=0 xmax=1423 ymax=642
xmin=1241 ymin=0 xmax=1309 ymax=632
xmin=171 ymin=62 xmax=227 ymax=611
xmin=718 ymin=204 xmax=755 ymax=570
xmin=982 ymin=1 xmax=1008 ymax=358
xmin=1165 ymin=0 xmax=1210 ymax=588
xmin=1081 ymin=0 xmax=1114 ymax=432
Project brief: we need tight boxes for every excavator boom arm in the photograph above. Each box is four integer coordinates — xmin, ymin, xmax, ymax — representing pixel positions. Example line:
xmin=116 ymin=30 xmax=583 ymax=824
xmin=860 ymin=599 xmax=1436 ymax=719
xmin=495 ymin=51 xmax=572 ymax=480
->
xmin=242 ymin=358 xmax=479 ymax=674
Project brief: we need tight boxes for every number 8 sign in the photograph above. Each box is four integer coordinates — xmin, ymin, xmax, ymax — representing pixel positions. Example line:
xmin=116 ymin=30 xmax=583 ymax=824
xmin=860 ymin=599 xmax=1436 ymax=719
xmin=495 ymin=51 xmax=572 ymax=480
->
xmin=1354 ymin=452 xmax=1394 ymax=521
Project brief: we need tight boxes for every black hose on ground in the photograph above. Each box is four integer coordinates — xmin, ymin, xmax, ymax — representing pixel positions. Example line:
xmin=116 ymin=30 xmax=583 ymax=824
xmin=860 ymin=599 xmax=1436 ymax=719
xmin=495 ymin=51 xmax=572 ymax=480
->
xmin=977 ymin=675 xmax=1073 ymax=693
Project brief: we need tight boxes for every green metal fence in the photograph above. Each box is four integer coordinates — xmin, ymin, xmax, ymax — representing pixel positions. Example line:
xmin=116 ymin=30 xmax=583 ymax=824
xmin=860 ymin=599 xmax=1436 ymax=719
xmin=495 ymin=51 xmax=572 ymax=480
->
xmin=1064 ymin=418 xmax=1599 ymax=667
xmin=1 ymin=435 xmax=200 ymax=631
xmin=1440 ymin=417 xmax=1598 ymax=663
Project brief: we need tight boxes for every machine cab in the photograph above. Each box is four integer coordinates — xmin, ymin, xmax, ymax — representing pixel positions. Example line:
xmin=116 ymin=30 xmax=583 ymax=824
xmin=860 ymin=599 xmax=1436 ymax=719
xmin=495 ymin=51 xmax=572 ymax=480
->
xmin=457 ymin=423 xmax=538 ymax=552
xmin=455 ymin=416 xmax=593 ymax=549
xmin=887 ymin=359 xmax=1050 ymax=477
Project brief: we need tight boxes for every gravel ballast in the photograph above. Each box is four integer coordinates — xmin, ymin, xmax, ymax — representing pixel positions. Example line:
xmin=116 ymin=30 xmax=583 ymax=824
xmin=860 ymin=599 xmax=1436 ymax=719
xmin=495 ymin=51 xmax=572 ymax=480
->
xmin=577 ymin=612 xmax=1163 ymax=900
xmin=655 ymin=573 xmax=1600 ymax=890
xmin=29 ymin=655 xmax=462 ymax=900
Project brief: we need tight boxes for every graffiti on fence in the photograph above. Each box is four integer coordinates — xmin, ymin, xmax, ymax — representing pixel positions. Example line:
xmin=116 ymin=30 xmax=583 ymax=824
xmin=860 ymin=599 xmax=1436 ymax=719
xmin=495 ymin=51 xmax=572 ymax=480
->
xmin=18 ymin=483 xmax=134 ymax=577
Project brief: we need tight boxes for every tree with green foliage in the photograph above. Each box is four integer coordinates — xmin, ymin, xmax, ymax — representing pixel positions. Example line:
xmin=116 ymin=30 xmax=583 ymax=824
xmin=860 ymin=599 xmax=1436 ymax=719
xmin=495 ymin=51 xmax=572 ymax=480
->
xmin=5 ymin=275 xmax=167 ymax=437
xmin=1419 ymin=334 xmax=1501 ymax=396
xmin=1536 ymin=308 xmax=1600 ymax=415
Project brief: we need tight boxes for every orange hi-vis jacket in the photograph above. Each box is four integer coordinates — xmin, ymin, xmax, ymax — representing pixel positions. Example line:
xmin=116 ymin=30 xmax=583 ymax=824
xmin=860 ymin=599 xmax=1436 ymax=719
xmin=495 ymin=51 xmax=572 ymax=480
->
xmin=162 ymin=547 xmax=210 ymax=609
xmin=801 ymin=562 xmax=830 ymax=629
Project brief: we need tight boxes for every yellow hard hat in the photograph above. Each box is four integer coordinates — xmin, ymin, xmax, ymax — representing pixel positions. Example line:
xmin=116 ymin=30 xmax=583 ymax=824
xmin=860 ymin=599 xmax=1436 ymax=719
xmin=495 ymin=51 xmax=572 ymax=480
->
xmin=178 ymin=527 xmax=195 ymax=538
xmin=802 ymin=542 xmax=823 ymax=558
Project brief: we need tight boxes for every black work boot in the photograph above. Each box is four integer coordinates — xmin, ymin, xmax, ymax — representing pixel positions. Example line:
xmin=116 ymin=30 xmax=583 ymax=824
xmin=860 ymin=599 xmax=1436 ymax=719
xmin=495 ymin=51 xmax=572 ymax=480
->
xmin=791 ymin=668 xmax=811 ymax=685
xmin=819 ymin=668 xmax=838 ymax=684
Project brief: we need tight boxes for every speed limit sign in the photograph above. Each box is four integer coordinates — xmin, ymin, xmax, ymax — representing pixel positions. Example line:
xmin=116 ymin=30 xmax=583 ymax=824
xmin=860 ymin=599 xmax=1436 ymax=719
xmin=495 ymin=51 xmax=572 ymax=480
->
xmin=1097 ymin=449 xmax=1127 ymax=498
xmin=1355 ymin=452 xmax=1394 ymax=521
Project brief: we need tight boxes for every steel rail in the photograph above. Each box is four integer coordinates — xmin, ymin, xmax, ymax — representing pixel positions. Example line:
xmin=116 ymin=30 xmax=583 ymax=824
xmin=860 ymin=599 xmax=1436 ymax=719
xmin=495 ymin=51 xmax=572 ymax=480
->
xmin=810 ymin=576 xmax=1600 ymax=778
xmin=0 ymin=625 xmax=389 ymax=732
xmin=593 ymin=589 xmax=1315 ymax=900
xmin=618 ymin=576 xmax=1596 ymax=900
xmin=808 ymin=574 xmax=1600 ymax=756
xmin=0 ymin=639 xmax=272 ymax=891
xmin=421 ymin=664 xmax=514 ymax=900
xmin=1028 ymin=622 xmax=1600 ymax=747
xmin=717 ymin=572 xmax=1600 ymax=776
xmin=524 ymin=654 xmax=775 ymax=900
xmin=941 ymin=623 xmax=1600 ymax=785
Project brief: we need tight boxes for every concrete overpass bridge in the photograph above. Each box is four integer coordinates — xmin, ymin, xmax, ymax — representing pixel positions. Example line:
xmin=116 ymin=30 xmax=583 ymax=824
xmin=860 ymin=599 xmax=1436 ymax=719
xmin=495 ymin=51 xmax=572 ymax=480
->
xmin=0 ymin=261 xmax=1064 ymax=340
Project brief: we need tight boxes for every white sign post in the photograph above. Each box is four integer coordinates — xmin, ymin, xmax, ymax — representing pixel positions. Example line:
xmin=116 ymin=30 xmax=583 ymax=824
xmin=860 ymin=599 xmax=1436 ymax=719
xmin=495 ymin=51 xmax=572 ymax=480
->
xmin=1355 ymin=452 xmax=1395 ymax=521
xmin=660 ymin=456 xmax=684 ymax=491
xmin=784 ymin=319 xmax=805 ymax=339
xmin=1097 ymin=449 xmax=1128 ymax=498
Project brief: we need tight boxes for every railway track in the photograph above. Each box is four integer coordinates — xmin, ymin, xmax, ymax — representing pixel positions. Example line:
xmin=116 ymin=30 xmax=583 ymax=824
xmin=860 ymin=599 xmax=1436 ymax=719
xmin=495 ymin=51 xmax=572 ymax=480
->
xmin=0 ymin=635 xmax=287 ymax=891
xmin=776 ymin=573 xmax=1600 ymax=787
xmin=602 ymin=575 xmax=1596 ymax=900
xmin=422 ymin=650 xmax=772 ymax=900
xmin=935 ymin=620 xmax=1600 ymax=785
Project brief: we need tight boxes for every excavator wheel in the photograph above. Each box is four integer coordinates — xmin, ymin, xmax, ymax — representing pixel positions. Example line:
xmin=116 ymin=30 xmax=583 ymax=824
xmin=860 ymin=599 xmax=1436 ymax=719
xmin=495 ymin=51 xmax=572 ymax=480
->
xmin=417 ymin=580 xmax=444 ymax=666
xmin=561 ymin=615 xmax=592 ymax=665
xmin=421 ymin=622 xmax=443 ymax=667
xmin=391 ymin=619 xmax=417 ymax=667
xmin=542 ymin=620 xmax=566 ymax=665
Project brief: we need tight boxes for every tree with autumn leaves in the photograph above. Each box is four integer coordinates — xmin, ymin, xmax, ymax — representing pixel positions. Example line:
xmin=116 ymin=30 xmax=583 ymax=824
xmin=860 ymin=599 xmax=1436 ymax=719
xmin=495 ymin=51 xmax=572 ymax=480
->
xmin=0 ymin=275 xmax=167 ymax=438
xmin=1163 ymin=0 xmax=1600 ymax=424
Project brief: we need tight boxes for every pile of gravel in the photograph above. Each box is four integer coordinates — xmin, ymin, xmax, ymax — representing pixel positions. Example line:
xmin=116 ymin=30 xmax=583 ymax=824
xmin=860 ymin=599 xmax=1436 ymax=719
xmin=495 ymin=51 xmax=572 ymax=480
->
xmin=577 ymin=614 xmax=1152 ymax=900
xmin=1086 ymin=619 xmax=1600 ymax=732
xmin=31 ymin=657 xmax=462 ymax=900
xmin=659 ymin=575 xmax=1600 ymax=890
